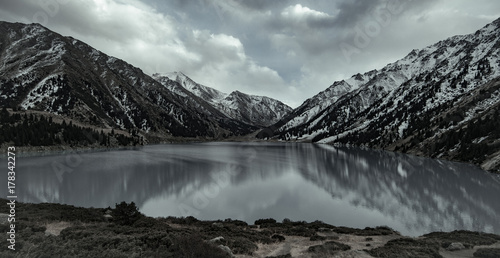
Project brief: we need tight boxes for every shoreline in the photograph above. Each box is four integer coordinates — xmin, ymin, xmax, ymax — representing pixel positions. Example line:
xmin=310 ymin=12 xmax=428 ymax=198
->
xmin=341 ymin=142 xmax=500 ymax=174
xmin=1 ymin=200 xmax=499 ymax=257
xmin=2 ymin=140 xmax=499 ymax=174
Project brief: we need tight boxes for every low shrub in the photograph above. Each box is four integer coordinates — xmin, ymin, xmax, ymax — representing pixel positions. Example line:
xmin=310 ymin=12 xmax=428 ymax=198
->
xmin=308 ymin=241 xmax=351 ymax=255
xmin=172 ymin=234 xmax=231 ymax=258
xmin=310 ymin=235 xmax=327 ymax=241
xmin=112 ymin=202 xmax=144 ymax=226
xmin=271 ymin=234 xmax=286 ymax=242
xmin=255 ymin=218 xmax=277 ymax=225
xmin=474 ymin=248 xmax=500 ymax=258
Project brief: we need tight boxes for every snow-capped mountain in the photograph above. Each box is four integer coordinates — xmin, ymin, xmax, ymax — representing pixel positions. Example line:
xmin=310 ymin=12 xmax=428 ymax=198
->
xmin=261 ymin=17 xmax=500 ymax=171
xmin=0 ymin=21 xmax=256 ymax=140
xmin=154 ymin=72 xmax=292 ymax=127
xmin=158 ymin=72 xmax=227 ymax=104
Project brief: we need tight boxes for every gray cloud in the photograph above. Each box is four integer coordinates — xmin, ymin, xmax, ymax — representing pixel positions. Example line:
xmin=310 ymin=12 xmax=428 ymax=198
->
xmin=232 ymin=0 xmax=287 ymax=11
xmin=334 ymin=0 xmax=384 ymax=27
xmin=0 ymin=0 xmax=499 ymax=107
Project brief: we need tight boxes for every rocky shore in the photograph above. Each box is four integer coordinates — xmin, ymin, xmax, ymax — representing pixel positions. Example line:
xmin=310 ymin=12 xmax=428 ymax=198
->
xmin=0 ymin=200 xmax=499 ymax=257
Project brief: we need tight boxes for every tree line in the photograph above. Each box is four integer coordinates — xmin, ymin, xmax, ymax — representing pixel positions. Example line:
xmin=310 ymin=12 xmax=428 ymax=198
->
xmin=0 ymin=107 xmax=139 ymax=147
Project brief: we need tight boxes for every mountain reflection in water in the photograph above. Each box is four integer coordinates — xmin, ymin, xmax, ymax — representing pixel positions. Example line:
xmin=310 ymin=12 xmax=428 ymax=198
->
xmin=12 ymin=142 xmax=500 ymax=236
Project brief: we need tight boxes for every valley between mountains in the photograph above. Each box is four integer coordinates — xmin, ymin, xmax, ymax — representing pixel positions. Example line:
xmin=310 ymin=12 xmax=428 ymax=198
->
xmin=1 ymin=19 xmax=500 ymax=172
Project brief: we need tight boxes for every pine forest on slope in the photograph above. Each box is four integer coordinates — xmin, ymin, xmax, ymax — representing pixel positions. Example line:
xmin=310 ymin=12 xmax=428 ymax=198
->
xmin=0 ymin=21 xmax=290 ymax=147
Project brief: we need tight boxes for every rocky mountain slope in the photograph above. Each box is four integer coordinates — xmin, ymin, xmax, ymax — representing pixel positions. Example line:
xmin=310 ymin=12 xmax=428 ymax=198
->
xmin=260 ymin=17 xmax=500 ymax=171
xmin=154 ymin=72 xmax=292 ymax=127
xmin=394 ymin=77 xmax=500 ymax=171
xmin=0 ymin=21 xmax=257 ymax=141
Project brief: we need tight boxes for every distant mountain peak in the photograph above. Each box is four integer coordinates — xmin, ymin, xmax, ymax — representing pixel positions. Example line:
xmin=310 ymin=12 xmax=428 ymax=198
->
xmin=0 ymin=21 xmax=258 ymax=139
xmin=263 ymin=16 xmax=500 ymax=166
xmin=160 ymin=71 xmax=188 ymax=79
xmin=153 ymin=72 xmax=292 ymax=127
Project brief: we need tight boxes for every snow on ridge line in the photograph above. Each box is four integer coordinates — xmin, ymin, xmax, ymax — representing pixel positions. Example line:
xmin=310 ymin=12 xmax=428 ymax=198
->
xmin=152 ymin=71 xmax=292 ymax=126
xmin=20 ymin=74 xmax=62 ymax=110
xmin=276 ymin=17 xmax=500 ymax=142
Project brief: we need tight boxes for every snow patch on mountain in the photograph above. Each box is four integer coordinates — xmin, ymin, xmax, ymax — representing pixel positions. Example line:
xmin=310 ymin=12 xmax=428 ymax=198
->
xmin=0 ymin=21 xmax=258 ymax=138
xmin=153 ymin=72 xmax=292 ymax=127
xmin=20 ymin=75 xmax=61 ymax=110
xmin=269 ymin=17 xmax=500 ymax=147
xmin=156 ymin=72 xmax=227 ymax=103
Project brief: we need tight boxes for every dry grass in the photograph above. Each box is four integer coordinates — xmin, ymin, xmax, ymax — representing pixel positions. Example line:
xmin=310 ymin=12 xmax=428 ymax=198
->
xmin=45 ymin=221 xmax=72 ymax=236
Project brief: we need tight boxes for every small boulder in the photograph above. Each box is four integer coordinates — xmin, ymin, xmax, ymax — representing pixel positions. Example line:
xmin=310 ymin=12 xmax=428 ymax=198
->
xmin=446 ymin=242 xmax=466 ymax=251
xmin=208 ymin=236 xmax=224 ymax=243
xmin=218 ymin=245 xmax=234 ymax=257
xmin=104 ymin=214 xmax=113 ymax=221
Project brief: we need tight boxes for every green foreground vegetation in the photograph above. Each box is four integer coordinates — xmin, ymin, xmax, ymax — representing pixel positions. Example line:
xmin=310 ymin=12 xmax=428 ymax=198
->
xmin=0 ymin=200 xmax=499 ymax=257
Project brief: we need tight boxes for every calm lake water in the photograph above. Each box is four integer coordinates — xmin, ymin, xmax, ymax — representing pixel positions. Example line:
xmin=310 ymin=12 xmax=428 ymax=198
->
xmin=8 ymin=142 xmax=500 ymax=236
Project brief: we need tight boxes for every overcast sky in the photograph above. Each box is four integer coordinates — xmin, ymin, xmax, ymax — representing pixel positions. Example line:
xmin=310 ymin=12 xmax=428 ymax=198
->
xmin=1 ymin=1 xmax=499 ymax=107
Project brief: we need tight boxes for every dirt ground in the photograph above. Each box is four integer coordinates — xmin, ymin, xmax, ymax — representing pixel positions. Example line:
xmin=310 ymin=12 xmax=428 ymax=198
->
xmin=1 ymin=200 xmax=499 ymax=258
xmin=237 ymin=233 xmax=401 ymax=258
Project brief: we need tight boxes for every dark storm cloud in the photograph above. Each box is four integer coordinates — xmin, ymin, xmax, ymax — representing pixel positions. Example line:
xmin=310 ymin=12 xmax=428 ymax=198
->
xmin=334 ymin=0 xmax=385 ymax=27
xmin=332 ymin=0 xmax=438 ymax=28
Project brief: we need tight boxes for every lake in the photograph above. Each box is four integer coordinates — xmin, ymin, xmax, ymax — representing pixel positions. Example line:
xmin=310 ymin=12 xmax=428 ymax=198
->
xmin=8 ymin=142 xmax=500 ymax=236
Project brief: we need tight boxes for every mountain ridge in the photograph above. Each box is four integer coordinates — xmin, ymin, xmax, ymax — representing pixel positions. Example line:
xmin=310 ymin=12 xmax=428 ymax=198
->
xmin=260 ymin=17 xmax=500 ymax=172
xmin=153 ymin=71 xmax=293 ymax=127
xmin=2 ymin=19 xmax=500 ymax=171
xmin=0 ymin=21 xmax=257 ymax=142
